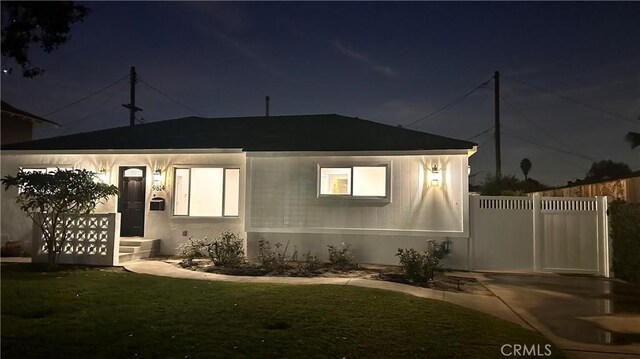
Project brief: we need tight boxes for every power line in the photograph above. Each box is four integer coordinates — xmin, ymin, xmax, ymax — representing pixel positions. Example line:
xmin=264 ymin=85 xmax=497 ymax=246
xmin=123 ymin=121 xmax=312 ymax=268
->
xmin=502 ymin=74 xmax=640 ymax=126
xmin=62 ymin=80 xmax=129 ymax=131
xmin=502 ymin=129 xmax=597 ymax=163
xmin=476 ymin=135 xmax=493 ymax=149
xmin=466 ymin=126 xmax=494 ymax=141
xmin=138 ymin=77 xmax=205 ymax=117
xmin=405 ymin=77 xmax=492 ymax=128
xmin=500 ymin=92 xmax=577 ymax=153
xmin=43 ymin=74 xmax=129 ymax=117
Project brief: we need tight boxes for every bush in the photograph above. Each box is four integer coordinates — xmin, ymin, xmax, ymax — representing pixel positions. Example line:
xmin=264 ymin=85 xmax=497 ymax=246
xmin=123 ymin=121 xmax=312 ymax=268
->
xmin=396 ymin=248 xmax=442 ymax=283
xmin=610 ymin=201 xmax=640 ymax=282
xmin=327 ymin=243 xmax=356 ymax=271
xmin=206 ymin=230 xmax=245 ymax=268
xmin=0 ymin=240 xmax=27 ymax=257
xmin=479 ymin=174 xmax=547 ymax=196
xmin=257 ymin=239 xmax=292 ymax=273
xmin=177 ymin=237 xmax=207 ymax=267
xmin=301 ymin=250 xmax=324 ymax=273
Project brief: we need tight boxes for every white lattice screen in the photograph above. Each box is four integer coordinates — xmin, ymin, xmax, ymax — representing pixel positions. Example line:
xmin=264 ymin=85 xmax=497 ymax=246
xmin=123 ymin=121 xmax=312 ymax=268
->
xmin=32 ymin=213 xmax=121 ymax=266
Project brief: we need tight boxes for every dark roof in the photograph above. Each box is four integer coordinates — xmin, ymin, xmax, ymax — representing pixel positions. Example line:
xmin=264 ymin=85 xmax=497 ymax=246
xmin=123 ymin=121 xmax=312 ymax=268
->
xmin=1 ymin=101 xmax=60 ymax=127
xmin=1 ymin=114 xmax=476 ymax=152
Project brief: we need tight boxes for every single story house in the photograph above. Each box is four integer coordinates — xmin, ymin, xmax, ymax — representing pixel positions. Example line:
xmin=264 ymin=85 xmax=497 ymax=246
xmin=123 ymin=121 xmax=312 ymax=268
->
xmin=1 ymin=114 xmax=477 ymax=267
xmin=1 ymin=101 xmax=60 ymax=145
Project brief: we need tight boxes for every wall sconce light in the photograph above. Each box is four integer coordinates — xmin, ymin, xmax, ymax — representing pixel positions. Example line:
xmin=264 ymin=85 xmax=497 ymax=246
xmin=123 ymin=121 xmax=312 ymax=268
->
xmin=152 ymin=168 xmax=165 ymax=191
xmin=428 ymin=164 xmax=443 ymax=187
xmin=94 ymin=167 xmax=108 ymax=183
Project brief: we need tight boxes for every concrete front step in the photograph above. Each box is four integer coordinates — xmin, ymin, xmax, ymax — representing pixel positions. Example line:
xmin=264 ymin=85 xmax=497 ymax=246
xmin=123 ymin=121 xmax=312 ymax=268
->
xmin=119 ymin=250 xmax=154 ymax=263
xmin=118 ymin=238 xmax=161 ymax=264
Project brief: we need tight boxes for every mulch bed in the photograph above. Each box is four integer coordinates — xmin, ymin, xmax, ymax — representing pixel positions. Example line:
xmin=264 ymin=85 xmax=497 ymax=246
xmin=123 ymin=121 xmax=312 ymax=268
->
xmin=168 ymin=258 xmax=493 ymax=296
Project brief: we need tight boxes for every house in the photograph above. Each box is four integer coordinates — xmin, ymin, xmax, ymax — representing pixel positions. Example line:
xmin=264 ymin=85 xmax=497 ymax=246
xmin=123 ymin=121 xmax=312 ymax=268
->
xmin=1 ymin=101 xmax=60 ymax=145
xmin=1 ymin=114 xmax=477 ymax=267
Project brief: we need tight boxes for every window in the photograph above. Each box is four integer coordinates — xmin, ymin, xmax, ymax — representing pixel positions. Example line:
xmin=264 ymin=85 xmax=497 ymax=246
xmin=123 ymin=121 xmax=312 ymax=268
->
xmin=18 ymin=166 xmax=74 ymax=192
xmin=173 ymin=167 xmax=240 ymax=217
xmin=319 ymin=165 xmax=387 ymax=197
xmin=20 ymin=166 xmax=72 ymax=173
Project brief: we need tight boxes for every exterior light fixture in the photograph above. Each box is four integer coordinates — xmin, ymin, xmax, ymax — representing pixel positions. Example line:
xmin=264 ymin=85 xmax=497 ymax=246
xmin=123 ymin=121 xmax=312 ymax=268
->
xmin=428 ymin=164 xmax=442 ymax=187
xmin=94 ymin=168 xmax=108 ymax=183
xmin=152 ymin=168 xmax=165 ymax=191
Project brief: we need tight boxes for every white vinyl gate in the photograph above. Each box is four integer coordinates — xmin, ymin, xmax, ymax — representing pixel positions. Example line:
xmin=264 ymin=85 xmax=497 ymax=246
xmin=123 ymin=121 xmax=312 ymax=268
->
xmin=469 ymin=195 xmax=610 ymax=276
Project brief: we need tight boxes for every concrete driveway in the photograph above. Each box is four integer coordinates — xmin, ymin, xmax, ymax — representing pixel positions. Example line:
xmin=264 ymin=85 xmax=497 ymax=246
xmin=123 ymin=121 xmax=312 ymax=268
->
xmin=479 ymin=273 xmax=640 ymax=358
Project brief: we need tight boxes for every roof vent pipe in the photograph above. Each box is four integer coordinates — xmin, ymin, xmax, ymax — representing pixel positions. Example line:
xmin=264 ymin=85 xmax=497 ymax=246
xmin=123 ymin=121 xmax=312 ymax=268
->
xmin=265 ymin=96 xmax=270 ymax=117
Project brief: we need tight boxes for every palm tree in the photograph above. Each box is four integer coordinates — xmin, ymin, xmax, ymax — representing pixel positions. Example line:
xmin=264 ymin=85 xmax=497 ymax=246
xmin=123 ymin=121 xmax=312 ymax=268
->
xmin=520 ymin=158 xmax=532 ymax=181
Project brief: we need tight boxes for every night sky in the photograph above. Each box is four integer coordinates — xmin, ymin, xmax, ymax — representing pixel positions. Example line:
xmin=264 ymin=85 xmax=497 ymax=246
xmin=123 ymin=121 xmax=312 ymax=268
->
xmin=2 ymin=1 xmax=639 ymax=186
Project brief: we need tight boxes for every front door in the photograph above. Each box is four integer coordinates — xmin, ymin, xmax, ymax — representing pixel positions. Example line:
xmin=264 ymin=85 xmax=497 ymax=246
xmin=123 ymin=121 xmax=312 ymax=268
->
xmin=118 ymin=166 xmax=146 ymax=237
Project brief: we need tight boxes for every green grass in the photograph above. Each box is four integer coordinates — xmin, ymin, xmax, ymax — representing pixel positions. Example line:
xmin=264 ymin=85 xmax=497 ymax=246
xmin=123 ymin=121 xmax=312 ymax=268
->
xmin=1 ymin=264 xmax=564 ymax=358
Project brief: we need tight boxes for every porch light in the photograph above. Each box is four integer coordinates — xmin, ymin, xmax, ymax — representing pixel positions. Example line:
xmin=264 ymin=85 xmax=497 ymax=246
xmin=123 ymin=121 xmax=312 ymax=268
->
xmin=428 ymin=164 xmax=442 ymax=187
xmin=94 ymin=168 xmax=108 ymax=183
xmin=152 ymin=168 xmax=165 ymax=191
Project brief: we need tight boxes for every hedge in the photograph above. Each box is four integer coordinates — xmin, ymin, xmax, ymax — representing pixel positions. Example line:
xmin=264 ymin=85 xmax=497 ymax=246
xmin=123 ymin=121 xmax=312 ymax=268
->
xmin=610 ymin=201 xmax=640 ymax=282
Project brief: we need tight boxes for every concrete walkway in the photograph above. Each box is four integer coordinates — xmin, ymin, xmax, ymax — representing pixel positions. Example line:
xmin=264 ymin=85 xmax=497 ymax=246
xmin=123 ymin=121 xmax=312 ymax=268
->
xmin=479 ymin=273 xmax=640 ymax=359
xmin=123 ymin=260 xmax=530 ymax=330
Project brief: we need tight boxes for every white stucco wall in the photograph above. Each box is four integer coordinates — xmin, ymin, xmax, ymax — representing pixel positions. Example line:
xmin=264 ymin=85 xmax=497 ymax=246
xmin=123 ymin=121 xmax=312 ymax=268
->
xmin=1 ymin=151 xmax=246 ymax=255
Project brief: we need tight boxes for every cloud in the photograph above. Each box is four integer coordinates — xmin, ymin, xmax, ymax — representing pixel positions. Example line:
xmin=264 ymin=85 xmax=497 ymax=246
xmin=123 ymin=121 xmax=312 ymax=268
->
xmin=333 ymin=41 xmax=398 ymax=78
xmin=183 ymin=2 xmax=251 ymax=33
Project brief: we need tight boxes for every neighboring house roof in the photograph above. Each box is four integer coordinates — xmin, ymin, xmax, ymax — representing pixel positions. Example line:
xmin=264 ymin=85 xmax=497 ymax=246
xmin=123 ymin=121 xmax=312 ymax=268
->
xmin=1 ymin=101 xmax=60 ymax=127
xmin=1 ymin=114 xmax=476 ymax=152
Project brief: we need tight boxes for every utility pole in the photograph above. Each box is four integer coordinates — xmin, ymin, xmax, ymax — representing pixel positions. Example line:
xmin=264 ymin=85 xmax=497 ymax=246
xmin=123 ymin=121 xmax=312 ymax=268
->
xmin=265 ymin=96 xmax=270 ymax=117
xmin=122 ymin=66 xmax=142 ymax=126
xmin=494 ymin=70 xmax=501 ymax=177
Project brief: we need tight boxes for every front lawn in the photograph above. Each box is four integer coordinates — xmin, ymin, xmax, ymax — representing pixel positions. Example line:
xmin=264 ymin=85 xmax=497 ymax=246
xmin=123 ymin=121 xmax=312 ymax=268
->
xmin=1 ymin=264 xmax=564 ymax=358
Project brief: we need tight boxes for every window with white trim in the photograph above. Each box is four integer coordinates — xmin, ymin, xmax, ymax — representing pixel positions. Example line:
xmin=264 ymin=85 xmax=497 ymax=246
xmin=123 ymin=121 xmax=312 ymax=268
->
xmin=173 ymin=167 xmax=240 ymax=217
xmin=319 ymin=165 xmax=387 ymax=197
xmin=20 ymin=166 xmax=73 ymax=173
xmin=18 ymin=166 xmax=74 ymax=192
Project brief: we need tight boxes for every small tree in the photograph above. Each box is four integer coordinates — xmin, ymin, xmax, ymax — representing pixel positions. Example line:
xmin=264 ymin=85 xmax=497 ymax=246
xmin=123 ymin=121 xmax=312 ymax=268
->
xmin=520 ymin=158 xmax=532 ymax=181
xmin=1 ymin=169 xmax=118 ymax=270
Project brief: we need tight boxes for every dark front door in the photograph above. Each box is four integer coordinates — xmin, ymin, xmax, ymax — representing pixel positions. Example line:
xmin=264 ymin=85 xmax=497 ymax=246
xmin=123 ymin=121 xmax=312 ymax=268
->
xmin=118 ymin=166 xmax=146 ymax=237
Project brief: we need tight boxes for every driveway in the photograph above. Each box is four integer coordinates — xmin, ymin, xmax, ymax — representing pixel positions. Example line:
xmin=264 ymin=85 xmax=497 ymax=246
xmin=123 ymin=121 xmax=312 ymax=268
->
xmin=480 ymin=273 xmax=640 ymax=358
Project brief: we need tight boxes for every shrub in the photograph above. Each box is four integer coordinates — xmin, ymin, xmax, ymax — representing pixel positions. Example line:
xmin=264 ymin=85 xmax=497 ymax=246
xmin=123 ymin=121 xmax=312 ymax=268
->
xmin=327 ymin=243 xmax=356 ymax=271
xmin=206 ymin=230 xmax=245 ymax=268
xmin=0 ymin=240 xmax=27 ymax=257
xmin=257 ymin=239 xmax=291 ymax=273
xmin=396 ymin=248 xmax=441 ymax=283
xmin=177 ymin=237 xmax=207 ymax=267
xmin=479 ymin=174 xmax=547 ymax=196
xmin=301 ymin=250 xmax=324 ymax=273
xmin=610 ymin=201 xmax=640 ymax=282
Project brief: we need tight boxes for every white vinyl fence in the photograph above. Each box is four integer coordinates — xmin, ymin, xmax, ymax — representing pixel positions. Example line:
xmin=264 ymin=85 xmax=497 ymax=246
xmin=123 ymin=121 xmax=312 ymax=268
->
xmin=470 ymin=195 xmax=610 ymax=276
xmin=32 ymin=213 xmax=121 ymax=266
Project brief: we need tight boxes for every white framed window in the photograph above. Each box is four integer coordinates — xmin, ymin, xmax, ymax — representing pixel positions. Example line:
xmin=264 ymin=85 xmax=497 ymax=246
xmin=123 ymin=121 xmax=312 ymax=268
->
xmin=173 ymin=167 xmax=240 ymax=217
xmin=319 ymin=165 xmax=388 ymax=198
xmin=20 ymin=166 xmax=73 ymax=173
xmin=18 ymin=166 xmax=74 ymax=192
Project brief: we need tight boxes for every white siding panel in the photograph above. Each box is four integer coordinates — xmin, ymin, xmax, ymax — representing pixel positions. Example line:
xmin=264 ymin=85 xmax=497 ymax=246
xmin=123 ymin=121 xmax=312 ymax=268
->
xmin=247 ymin=155 xmax=467 ymax=235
